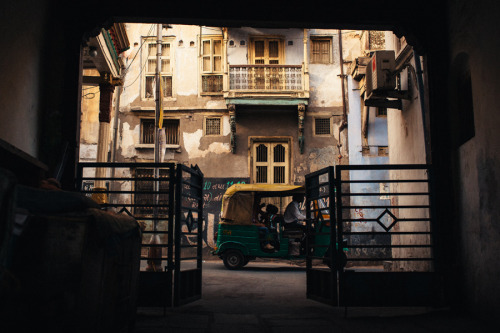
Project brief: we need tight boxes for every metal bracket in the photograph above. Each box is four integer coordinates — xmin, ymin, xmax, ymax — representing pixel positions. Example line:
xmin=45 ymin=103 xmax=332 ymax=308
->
xmin=364 ymin=98 xmax=403 ymax=110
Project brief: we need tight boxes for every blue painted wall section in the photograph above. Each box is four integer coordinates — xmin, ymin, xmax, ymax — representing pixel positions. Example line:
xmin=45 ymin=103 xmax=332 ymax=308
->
xmin=347 ymin=76 xmax=391 ymax=260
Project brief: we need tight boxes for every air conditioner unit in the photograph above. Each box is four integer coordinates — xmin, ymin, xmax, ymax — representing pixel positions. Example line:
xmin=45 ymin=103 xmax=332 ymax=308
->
xmin=365 ymin=50 xmax=396 ymax=100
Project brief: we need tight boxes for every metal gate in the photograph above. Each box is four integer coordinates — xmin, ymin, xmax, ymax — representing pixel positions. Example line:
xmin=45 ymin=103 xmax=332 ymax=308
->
xmin=173 ymin=164 xmax=203 ymax=306
xmin=76 ymin=162 xmax=203 ymax=309
xmin=305 ymin=164 xmax=438 ymax=307
xmin=305 ymin=166 xmax=338 ymax=305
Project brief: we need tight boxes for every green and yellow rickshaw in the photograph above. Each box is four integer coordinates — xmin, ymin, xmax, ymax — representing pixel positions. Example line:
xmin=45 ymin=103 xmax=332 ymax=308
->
xmin=212 ymin=184 xmax=344 ymax=269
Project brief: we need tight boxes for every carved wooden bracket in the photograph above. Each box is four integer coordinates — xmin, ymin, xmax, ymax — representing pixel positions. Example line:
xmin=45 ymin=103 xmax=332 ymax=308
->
xmin=98 ymin=80 xmax=115 ymax=123
xmin=228 ymin=104 xmax=236 ymax=153
xmin=298 ymin=103 xmax=306 ymax=154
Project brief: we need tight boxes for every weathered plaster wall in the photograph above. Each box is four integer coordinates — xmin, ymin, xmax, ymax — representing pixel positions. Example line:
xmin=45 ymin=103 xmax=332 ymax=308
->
xmin=446 ymin=0 xmax=500 ymax=318
xmin=383 ymin=33 xmax=430 ymax=271
xmin=308 ymin=29 xmax=343 ymax=108
xmin=0 ymin=0 xmax=48 ymax=157
xmin=347 ymin=73 xmax=390 ymax=260
xmin=109 ymin=24 xmax=347 ymax=253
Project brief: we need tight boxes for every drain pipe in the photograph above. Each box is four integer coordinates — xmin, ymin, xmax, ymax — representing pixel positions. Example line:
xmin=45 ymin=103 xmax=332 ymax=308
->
xmin=337 ymin=30 xmax=348 ymax=162
xmin=414 ymin=51 xmax=431 ymax=164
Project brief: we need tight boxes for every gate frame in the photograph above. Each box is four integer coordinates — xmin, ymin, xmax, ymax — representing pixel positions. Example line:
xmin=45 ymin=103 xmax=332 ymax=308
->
xmin=76 ymin=162 xmax=204 ymax=309
xmin=173 ymin=164 xmax=204 ymax=306
xmin=305 ymin=164 xmax=441 ymax=307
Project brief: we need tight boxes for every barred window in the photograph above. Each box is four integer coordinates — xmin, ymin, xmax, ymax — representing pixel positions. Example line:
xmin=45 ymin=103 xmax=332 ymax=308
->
xmin=378 ymin=146 xmax=389 ymax=156
xmin=252 ymin=142 xmax=289 ymax=184
xmin=163 ymin=119 xmax=180 ymax=145
xmin=141 ymin=118 xmax=179 ymax=145
xmin=201 ymin=36 xmax=223 ymax=93
xmin=143 ymin=37 xmax=172 ymax=99
xmin=141 ymin=119 xmax=155 ymax=144
xmin=314 ymin=117 xmax=331 ymax=135
xmin=205 ymin=117 xmax=221 ymax=136
xmin=376 ymin=108 xmax=387 ymax=117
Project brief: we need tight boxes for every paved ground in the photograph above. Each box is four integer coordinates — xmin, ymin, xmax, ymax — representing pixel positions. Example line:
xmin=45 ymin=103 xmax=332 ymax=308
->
xmin=133 ymin=260 xmax=493 ymax=332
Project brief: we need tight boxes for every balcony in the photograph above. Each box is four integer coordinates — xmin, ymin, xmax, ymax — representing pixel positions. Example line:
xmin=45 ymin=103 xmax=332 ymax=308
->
xmin=225 ymin=64 xmax=309 ymax=105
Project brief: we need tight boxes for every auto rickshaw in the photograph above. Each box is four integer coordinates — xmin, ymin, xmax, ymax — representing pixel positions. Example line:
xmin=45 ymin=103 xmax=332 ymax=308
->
xmin=212 ymin=183 xmax=343 ymax=269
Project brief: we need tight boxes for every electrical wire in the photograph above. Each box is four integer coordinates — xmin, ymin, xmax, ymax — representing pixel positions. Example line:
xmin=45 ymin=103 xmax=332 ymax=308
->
xmin=124 ymin=24 xmax=156 ymax=72
xmin=123 ymin=24 xmax=157 ymax=90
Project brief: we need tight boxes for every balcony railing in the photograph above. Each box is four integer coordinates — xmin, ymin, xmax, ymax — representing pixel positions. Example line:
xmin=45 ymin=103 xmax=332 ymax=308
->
xmin=229 ymin=65 xmax=305 ymax=92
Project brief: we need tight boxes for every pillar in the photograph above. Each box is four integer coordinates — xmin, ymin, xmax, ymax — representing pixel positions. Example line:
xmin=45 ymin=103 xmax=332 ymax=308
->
xmin=94 ymin=78 xmax=115 ymax=196
xmin=298 ymin=103 xmax=306 ymax=154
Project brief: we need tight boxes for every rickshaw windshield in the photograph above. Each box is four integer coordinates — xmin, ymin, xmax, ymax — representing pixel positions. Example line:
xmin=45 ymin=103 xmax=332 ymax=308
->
xmin=220 ymin=184 xmax=303 ymax=225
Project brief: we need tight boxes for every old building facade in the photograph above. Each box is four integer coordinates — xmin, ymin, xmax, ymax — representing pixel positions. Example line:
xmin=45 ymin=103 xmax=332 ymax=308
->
xmin=80 ymin=24 xmax=358 ymax=250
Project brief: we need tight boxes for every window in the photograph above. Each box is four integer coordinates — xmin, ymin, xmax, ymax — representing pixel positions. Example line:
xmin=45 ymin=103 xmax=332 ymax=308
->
xmin=201 ymin=36 xmax=223 ymax=93
xmin=250 ymin=37 xmax=284 ymax=64
xmin=204 ymin=117 xmax=221 ymax=136
xmin=252 ymin=141 xmax=289 ymax=184
xmin=143 ymin=37 xmax=172 ymax=99
xmin=314 ymin=117 xmax=332 ymax=135
xmin=141 ymin=119 xmax=155 ymax=144
xmin=378 ymin=146 xmax=389 ymax=156
xmin=163 ymin=119 xmax=180 ymax=145
xmin=140 ymin=118 xmax=179 ymax=145
xmin=134 ymin=168 xmax=170 ymax=216
xmin=310 ymin=37 xmax=332 ymax=64
xmin=376 ymin=108 xmax=387 ymax=117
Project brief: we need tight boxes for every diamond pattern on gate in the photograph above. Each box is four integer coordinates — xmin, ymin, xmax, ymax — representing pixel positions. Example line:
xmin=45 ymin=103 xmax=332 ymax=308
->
xmin=184 ymin=209 xmax=196 ymax=233
xmin=376 ymin=208 xmax=398 ymax=232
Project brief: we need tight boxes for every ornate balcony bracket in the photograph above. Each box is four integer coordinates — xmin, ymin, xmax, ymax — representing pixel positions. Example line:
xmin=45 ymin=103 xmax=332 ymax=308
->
xmin=228 ymin=104 xmax=236 ymax=153
xmin=298 ymin=104 xmax=306 ymax=154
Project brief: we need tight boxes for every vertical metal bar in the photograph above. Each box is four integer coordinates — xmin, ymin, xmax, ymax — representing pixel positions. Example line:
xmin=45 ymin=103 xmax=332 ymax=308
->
xmin=427 ymin=165 xmax=437 ymax=272
xmin=196 ymin=170 xmax=203 ymax=281
xmin=335 ymin=165 xmax=343 ymax=306
xmin=75 ymin=163 xmax=83 ymax=192
xmin=305 ymin=175 xmax=312 ymax=272
xmin=167 ymin=165 xmax=175 ymax=307
xmin=173 ymin=164 xmax=182 ymax=306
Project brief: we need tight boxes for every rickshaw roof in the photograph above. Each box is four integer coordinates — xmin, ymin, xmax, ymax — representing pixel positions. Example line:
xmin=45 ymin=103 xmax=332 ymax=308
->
xmin=223 ymin=184 xmax=304 ymax=198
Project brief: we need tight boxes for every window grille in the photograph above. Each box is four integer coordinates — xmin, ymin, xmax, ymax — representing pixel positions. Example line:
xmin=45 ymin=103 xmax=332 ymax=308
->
xmin=141 ymin=119 xmax=155 ymax=144
xmin=274 ymin=144 xmax=285 ymax=162
xmin=202 ymin=75 xmax=223 ymax=93
xmin=376 ymin=108 xmax=387 ymax=117
xmin=144 ymin=38 xmax=172 ymax=99
xmin=315 ymin=117 xmax=331 ymax=135
xmin=378 ymin=146 xmax=389 ymax=156
xmin=256 ymin=144 xmax=268 ymax=162
xmin=201 ymin=37 xmax=223 ymax=93
xmin=274 ymin=166 xmax=286 ymax=184
xmin=253 ymin=142 xmax=289 ymax=184
xmin=256 ymin=166 xmax=268 ymax=183
xmin=141 ymin=119 xmax=179 ymax=145
xmin=205 ymin=117 xmax=221 ymax=136
xmin=163 ymin=119 xmax=179 ymax=145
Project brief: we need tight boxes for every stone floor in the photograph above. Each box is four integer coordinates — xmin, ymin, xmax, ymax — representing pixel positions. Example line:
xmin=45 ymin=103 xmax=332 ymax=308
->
xmin=132 ymin=260 xmax=493 ymax=332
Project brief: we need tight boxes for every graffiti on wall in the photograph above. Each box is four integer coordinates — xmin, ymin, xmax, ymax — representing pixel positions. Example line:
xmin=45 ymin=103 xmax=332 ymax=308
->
xmin=181 ymin=178 xmax=249 ymax=249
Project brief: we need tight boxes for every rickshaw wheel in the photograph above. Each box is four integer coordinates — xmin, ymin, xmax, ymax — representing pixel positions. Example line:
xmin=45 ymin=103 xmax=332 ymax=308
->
xmin=223 ymin=250 xmax=244 ymax=270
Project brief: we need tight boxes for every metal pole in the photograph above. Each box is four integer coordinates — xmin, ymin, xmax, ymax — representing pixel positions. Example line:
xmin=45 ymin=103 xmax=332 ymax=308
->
xmin=154 ymin=23 xmax=162 ymax=222
xmin=155 ymin=24 xmax=162 ymax=166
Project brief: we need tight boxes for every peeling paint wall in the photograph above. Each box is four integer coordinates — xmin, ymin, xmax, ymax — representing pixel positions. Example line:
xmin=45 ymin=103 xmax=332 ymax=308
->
xmin=82 ymin=23 xmax=350 ymax=252
xmin=383 ymin=32 xmax=430 ymax=272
